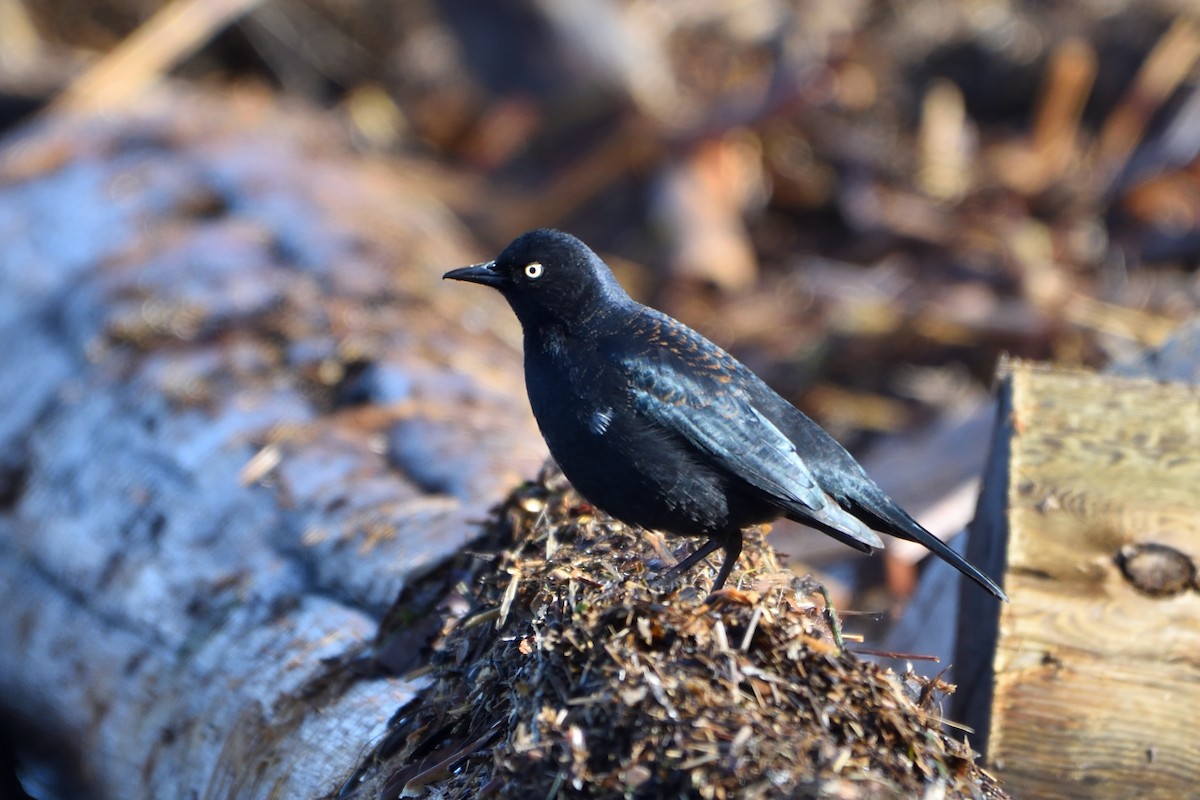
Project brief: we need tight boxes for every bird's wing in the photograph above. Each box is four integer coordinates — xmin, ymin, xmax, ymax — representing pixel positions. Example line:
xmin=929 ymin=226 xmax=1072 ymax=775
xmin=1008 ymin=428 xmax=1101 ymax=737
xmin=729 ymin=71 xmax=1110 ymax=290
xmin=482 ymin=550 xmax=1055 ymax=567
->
xmin=745 ymin=373 xmax=1008 ymax=600
xmin=622 ymin=353 xmax=883 ymax=551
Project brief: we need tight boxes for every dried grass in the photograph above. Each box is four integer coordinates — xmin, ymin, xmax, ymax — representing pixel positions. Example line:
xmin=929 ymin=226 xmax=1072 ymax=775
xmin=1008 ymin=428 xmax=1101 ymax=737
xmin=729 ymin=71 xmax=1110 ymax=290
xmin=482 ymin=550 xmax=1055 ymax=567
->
xmin=357 ymin=466 xmax=1007 ymax=799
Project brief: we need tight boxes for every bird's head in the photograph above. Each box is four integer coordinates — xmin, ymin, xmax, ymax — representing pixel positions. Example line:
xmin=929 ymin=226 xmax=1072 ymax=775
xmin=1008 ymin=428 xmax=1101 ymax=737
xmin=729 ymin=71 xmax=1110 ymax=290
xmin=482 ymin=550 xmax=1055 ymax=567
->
xmin=443 ymin=229 xmax=633 ymax=332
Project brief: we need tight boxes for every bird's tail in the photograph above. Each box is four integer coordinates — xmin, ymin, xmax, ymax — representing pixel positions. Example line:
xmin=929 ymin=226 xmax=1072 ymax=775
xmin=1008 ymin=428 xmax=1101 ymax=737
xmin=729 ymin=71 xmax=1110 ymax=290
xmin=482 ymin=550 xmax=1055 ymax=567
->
xmin=851 ymin=495 xmax=1008 ymax=601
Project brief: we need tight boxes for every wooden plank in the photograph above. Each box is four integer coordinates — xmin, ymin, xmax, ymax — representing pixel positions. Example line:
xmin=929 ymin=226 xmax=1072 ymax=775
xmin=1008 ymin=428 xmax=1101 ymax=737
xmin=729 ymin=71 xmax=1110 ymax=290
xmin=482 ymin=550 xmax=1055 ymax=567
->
xmin=986 ymin=361 xmax=1200 ymax=799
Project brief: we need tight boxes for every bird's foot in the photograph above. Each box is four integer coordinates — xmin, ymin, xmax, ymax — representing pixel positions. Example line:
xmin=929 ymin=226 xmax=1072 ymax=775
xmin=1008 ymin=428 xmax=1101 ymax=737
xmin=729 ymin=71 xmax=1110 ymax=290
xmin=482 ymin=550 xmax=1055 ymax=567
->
xmin=700 ymin=586 xmax=756 ymax=608
xmin=646 ymin=563 xmax=709 ymax=605
xmin=647 ymin=563 xmax=689 ymax=594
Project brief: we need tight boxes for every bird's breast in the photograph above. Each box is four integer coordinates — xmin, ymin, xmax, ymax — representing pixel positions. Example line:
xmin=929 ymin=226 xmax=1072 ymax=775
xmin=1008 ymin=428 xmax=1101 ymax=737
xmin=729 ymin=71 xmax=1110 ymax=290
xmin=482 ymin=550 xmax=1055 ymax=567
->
xmin=524 ymin=335 xmax=619 ymax=448
xmin=522 ymin=336 xmax=763 ymax=536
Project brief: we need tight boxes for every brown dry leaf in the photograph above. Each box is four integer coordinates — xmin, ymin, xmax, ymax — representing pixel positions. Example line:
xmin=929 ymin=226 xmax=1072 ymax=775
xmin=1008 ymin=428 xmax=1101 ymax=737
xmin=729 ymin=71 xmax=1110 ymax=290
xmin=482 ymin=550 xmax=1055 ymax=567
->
xmin=651 ymin=133 xmax=765 ymax=291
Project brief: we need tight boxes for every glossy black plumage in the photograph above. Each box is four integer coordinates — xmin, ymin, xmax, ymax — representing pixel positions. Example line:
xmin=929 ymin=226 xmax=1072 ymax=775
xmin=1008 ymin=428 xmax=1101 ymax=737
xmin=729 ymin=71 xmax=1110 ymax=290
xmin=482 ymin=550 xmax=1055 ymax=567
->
xmin=444 ymin=229 xmax=1006 ymax=600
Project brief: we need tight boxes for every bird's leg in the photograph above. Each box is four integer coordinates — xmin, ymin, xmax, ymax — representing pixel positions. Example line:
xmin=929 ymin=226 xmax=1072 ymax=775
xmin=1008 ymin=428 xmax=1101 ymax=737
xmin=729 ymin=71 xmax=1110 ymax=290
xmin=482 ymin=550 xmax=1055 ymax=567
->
xmin=659 ymin=529 xmax=743 ymax=591
xmin=656 ymin=537 xmax=721 ymax=587
xmin=709 ymin=529 xmax=742 ymax=591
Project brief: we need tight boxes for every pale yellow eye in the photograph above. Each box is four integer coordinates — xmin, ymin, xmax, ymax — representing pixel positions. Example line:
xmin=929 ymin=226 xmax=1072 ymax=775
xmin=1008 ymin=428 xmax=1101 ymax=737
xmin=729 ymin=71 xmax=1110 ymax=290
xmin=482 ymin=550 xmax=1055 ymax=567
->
xmin=524 ymin=262 xmax=544 ymax=279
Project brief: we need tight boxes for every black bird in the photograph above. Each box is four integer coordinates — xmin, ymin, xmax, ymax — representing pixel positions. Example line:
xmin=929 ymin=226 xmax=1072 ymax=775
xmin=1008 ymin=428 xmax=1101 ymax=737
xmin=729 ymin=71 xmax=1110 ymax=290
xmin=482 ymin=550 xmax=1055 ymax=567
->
xmin=444 ymin=229 xmax=1006 ymax=600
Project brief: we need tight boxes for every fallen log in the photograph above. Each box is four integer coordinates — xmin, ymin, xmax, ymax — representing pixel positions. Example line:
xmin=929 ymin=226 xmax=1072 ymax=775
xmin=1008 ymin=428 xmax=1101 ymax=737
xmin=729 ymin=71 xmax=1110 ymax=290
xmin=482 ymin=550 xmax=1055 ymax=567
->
xmin=0 ymin=85 xmax=546 ymax=798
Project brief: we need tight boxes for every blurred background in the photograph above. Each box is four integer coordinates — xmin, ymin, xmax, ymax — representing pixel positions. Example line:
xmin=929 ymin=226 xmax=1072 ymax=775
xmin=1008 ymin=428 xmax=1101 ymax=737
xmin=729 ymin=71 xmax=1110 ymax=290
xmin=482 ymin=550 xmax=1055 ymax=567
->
xmin=2 ymin=0 xmax=1197 ymax=614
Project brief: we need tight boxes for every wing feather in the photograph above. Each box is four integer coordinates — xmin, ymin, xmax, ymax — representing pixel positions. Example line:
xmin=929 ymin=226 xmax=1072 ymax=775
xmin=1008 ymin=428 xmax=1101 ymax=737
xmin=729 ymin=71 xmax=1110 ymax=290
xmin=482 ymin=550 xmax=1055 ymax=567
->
xmin=624 ymin=354 xmax=883 ymax=550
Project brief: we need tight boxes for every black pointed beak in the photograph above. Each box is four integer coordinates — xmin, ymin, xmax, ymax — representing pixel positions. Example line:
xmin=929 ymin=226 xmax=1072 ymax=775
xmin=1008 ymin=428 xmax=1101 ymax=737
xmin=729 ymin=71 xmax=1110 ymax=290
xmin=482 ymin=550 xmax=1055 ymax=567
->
xmin=443 ymin=261 xmax=505 ymax=287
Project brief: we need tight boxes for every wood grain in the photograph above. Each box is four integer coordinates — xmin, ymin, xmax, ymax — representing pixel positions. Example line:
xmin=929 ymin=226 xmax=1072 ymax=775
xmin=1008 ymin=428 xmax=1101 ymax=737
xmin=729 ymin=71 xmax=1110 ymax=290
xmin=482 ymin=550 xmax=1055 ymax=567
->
xmin=989 ymin=362 xmax=1200 ymax=799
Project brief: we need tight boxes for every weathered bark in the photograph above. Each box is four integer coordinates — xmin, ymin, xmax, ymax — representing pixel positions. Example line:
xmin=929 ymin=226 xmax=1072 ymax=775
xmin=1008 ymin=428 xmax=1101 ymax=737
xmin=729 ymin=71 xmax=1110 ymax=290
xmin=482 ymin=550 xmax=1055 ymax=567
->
xmin=0 ymin=86 xmax=545 ymax=799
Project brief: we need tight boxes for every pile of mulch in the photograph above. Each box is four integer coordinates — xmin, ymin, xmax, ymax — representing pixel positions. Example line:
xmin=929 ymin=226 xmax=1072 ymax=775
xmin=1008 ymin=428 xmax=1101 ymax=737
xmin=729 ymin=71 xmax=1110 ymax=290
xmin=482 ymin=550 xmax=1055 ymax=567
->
xmin=341 ymin=466 xmax=1008 ymax=799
